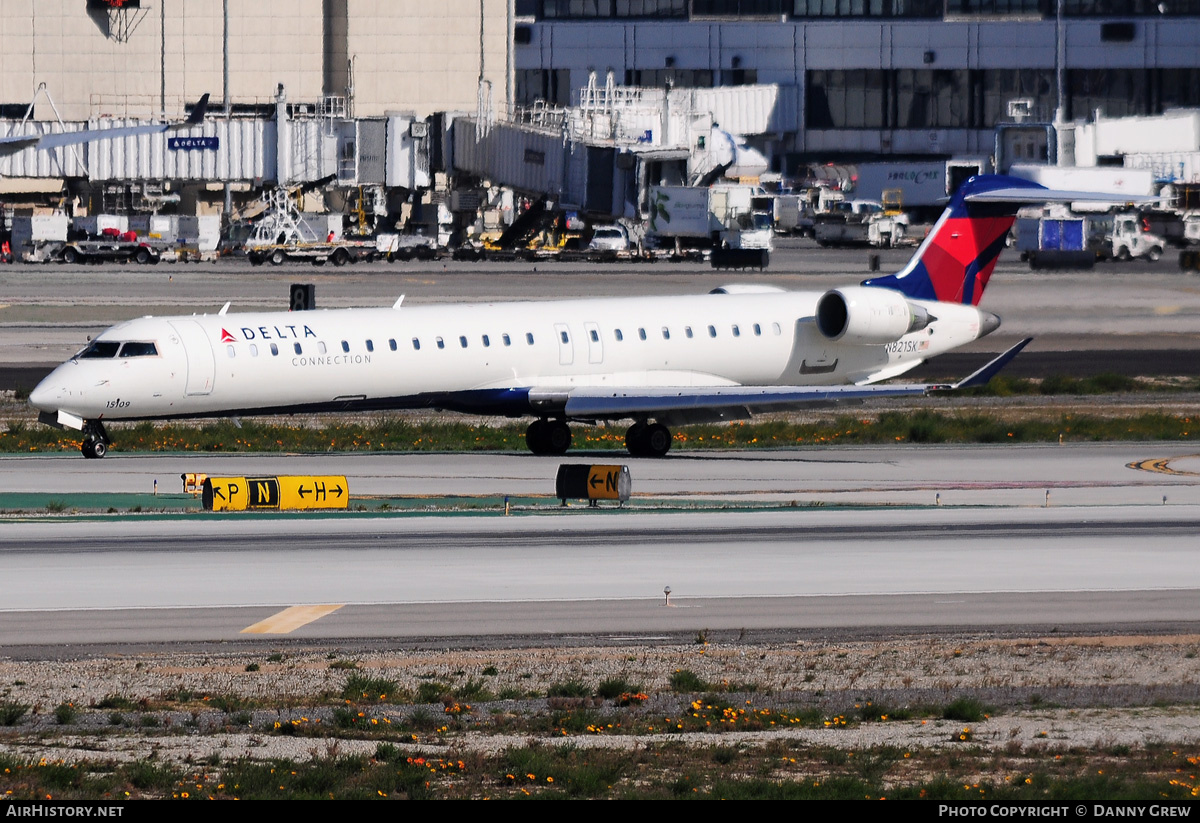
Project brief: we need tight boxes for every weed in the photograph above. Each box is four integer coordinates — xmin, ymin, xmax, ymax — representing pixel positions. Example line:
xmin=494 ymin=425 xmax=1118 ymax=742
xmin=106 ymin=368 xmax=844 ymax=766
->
xmin=852 ymin=747 xmax=902 ymax=782
xmin=343 ymin=673 xmax=398 ymax=703
xmin=210 ymin=694 xmax=249 ymax=713
xmin=597 ymin=677 xmax=639 ymax=700
xmin=245 ymin=663 xmax=260 ymax=672
xmin=712 ymin=746 xmax=739 ymax=765
xmin=669 ymin=669 xmax=709 ymax=693
xmin=415 ymin=681 xmax=451 ymax=704
xmin=552 ymin=707 xmax=606 ymax=734
xmin=943 ymin=697 xmax=990 ymax=723
xmin=454 ymin=678 xmax=495 ymax=702
xmin=547 ymin=680 xmax=591 ymax=698
xmin=122 ymin=760 xmax=176 ymax=791
xmin=329 ymin=659 xmax=359 ymax=670
xmin=95 ymin=694 xmax=136 ymax=711
xmin=0 ymin=701 xmax=30 ymax=726
xmin=54 ymin=703 xmax=78 ymax=725
xmin=407 ymin=707 xmax=440 ymax=731
xmin=332 ymin=707 xmax=360 ymax=729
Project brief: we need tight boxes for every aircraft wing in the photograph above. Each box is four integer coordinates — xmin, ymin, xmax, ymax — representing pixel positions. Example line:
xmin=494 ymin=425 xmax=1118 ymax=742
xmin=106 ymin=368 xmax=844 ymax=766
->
xmin=560 ymin=338 xmax=1031 ymax=424
xmin=0 ymin=93 xmax=209 ymax=155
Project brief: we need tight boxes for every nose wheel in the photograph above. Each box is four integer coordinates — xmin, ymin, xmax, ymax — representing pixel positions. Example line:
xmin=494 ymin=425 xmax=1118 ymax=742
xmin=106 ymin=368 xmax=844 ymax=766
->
xmin=80 ymin=421 xmax=111 ymax=459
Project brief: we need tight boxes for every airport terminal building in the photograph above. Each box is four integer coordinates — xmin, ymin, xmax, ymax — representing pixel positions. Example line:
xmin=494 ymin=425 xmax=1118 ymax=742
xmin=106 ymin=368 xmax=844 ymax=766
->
xmin=515 ymin=1 xmax=1200 ymax=170
xmin=1 ymin=0 xmax=512 ymax=122
xmin=4 ymin=0 xmax=1200 ymax=210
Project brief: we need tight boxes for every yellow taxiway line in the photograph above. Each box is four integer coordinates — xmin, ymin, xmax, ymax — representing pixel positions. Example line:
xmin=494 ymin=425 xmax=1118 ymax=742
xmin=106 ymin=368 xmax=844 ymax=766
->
xmin=241 ymin=604 xmax=344 ymax=634
xmin=1127 ymin=455 xmax=1200 ymax=477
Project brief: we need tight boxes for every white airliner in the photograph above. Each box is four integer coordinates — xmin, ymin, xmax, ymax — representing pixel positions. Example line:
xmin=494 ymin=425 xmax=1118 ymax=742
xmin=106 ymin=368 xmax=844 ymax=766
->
xmin=0 ymin=94 xmax=209 ymax=158
xmin=31 ymin=175 xmax=1103 ymax=459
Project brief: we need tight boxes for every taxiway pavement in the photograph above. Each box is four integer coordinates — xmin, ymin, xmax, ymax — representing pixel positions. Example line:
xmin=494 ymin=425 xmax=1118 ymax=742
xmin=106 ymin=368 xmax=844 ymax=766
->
xmin=3 ymin=445 xmax=1200 ymax=646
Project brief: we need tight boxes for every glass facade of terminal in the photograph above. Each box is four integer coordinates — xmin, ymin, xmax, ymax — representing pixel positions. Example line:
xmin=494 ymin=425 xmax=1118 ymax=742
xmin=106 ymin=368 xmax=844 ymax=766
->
xmin=530 ymin=0 xmax=1200 ymax=15
xmin=805 ymin=68 xmax=1200 ymax=128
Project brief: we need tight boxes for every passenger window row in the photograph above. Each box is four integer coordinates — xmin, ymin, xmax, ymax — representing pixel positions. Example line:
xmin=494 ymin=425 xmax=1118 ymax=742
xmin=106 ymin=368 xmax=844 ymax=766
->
xmin=614 ymin=322 xmax=782 ymax=342
xmin=224 ymin=322 xmax=784 ymax=358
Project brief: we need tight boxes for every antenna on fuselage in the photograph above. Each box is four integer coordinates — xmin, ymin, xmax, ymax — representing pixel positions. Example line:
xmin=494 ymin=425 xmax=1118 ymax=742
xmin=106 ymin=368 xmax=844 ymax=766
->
xmin=392 ymin=295 xmax=405 ymax=310
xmin=218 ymin=302 xmax=231 ymax=315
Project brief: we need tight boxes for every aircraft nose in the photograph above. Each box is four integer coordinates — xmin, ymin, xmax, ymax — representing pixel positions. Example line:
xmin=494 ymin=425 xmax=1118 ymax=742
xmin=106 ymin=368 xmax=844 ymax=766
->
xmin=978 ymin=311 xmax=1001 ymax=339
xmin=28 ymin=370 xmax=67 ymax=412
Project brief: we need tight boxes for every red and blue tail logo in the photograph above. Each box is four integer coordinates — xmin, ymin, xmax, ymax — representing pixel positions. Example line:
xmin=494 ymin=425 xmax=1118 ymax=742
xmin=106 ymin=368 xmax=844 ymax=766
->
xmin=863 ymin=175 xmax=1046 ymax=306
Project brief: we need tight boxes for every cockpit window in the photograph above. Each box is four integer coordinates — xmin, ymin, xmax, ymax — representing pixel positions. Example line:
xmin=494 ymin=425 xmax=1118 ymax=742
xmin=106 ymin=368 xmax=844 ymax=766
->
xmin=79 ymin=341 xmax=121 ymax=359
xmin=118 ymin=342 xmax=158 ymax=358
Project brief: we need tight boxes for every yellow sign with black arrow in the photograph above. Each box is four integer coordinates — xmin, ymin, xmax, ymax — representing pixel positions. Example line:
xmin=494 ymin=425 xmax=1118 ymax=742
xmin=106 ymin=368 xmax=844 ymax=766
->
xmin=554 ymin=464 xmax=631 ymax=505
xmin=586 ymin=465 xmax=628 ymax=501
xmin=279 ymin=476 xmax=348 ymax=509
xmin=202 ymin=476 xmax=349 ymax=511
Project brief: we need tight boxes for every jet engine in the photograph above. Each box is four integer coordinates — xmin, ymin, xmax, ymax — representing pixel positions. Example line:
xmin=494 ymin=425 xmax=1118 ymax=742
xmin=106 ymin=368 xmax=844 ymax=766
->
xmin=816 ymin=286 xmax=933 ymax=345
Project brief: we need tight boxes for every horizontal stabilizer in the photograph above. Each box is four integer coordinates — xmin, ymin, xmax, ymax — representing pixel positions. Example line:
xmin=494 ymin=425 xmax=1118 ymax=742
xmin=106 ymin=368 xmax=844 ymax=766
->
xmin=8 ymin=93 xmax=211 ymax=152
xmin=945 ymin=337 xmax=1033 ymax=391
xmin=0 ymin=135 xmax=40 ymax=156
xmin=965 ymin=187 xmax=1157 ymax=205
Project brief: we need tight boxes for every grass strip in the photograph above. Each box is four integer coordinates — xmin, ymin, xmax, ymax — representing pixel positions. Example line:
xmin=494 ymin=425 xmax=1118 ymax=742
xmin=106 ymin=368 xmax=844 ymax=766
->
xmin=1 ymin=741 xmax=1196 ymax=800
xmin=3 ymin=410 xmax=1199 ymax=455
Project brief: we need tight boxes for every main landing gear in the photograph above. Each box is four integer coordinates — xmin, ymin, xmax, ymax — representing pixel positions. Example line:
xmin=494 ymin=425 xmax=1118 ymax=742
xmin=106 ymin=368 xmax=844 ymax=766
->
xmin=80 ymin=420 xmax=111 ymax=459
xmin=625 ymin=421 xmax=672 ymax=457
xmin=523 ymin=418 xmax=674 ymax=457
xmin=525 ymin=418 xmax=573 ymax=455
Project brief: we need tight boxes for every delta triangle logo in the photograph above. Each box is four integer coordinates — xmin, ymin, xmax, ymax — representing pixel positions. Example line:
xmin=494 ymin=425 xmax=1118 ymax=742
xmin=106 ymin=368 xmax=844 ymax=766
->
xmin=220 ymin=328 xmax=236 ymax=343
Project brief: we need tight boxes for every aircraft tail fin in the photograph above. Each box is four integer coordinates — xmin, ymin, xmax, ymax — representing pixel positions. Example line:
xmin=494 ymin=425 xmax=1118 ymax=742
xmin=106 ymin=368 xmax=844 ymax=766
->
xmin=862 ymin=174 xmax=1154 ymax=306
xmin=185 ymin=94 xmax=210 ymax=125
xmin=861 ymin=175 xmax=1043 ymax=307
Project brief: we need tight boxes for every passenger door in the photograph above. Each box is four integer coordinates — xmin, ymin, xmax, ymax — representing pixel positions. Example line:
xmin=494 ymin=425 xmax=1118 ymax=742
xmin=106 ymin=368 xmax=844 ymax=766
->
xmin=169 ymin=320 xmax=216 ymax=396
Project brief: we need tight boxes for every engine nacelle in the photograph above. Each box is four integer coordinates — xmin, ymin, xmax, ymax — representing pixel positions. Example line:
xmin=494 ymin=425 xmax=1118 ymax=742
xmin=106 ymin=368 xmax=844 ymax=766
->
xmin=816 ymin=286 xmax=932 ymax=345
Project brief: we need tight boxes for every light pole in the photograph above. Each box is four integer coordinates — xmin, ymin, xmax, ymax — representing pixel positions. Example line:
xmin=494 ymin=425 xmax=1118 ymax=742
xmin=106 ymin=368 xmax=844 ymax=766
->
xmin=1055 ymin=0 xmax=1065 ymax=128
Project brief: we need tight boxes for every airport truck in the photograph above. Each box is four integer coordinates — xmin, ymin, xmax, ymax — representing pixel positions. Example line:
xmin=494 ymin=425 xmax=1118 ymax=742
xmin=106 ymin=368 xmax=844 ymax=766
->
xmin=376 ymin=232 xmax=440 ymax=261
xmin=813 ymin=200 xmax=910 ymax=248
xmin=1016 ymin=213 xmax=1164 ymax=269
xmin=56 ymin=229 xmax=170 ymax=265
xmin=646 ymin=184 xmax=772 ymax=268
xmin=245 ymin=240 xmax=377 ymax=267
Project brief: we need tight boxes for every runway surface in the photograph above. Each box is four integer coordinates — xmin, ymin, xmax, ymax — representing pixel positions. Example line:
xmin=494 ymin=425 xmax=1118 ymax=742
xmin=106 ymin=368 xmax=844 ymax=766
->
xmin=4 ymin=444 xmax=1200 ymax=646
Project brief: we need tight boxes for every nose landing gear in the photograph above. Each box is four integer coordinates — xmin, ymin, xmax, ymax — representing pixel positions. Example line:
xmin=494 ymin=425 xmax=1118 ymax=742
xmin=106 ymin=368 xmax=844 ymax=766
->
xmin=81 ymin=421 xmax=111 ymax=459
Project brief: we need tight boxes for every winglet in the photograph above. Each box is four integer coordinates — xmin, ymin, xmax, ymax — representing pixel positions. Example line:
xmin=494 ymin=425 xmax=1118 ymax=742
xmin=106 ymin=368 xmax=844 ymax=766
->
xmin=943 ymin=337 xmax=1033 ymax=391
xmin=186 ymin=94 xmax=210 ymax=125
